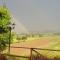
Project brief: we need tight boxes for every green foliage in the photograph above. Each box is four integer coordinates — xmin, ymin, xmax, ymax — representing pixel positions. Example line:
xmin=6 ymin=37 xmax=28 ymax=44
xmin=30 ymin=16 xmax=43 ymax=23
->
xmin=21 ymin=36 xmax=27 ymax=40
xmin=16 ymin=37 xmax=21 ymax=40
xmin=0 ymin=6 xmax=11 ymax=52
xmin=0 ymin=6 xmax=11 ymax=34
xmin=0 ymin=6 xmax=11 ymax=27
xmin=0 ymin=34 xmax=6 ymax=52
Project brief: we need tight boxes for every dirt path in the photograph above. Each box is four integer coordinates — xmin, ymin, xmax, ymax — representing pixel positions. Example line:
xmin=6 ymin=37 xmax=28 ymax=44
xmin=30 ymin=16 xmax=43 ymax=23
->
xmin=9 ymin=39 xmax=53 ymax=56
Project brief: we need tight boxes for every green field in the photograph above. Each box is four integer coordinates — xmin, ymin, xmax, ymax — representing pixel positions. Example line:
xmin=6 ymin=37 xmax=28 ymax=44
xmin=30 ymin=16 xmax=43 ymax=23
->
xmin=4 ymin=34 xmax=60 ymax=60
xmin=22 ymin=34 xmax=60 ymax=58
xmin=34 ymin=35 xmax=60 ymax=58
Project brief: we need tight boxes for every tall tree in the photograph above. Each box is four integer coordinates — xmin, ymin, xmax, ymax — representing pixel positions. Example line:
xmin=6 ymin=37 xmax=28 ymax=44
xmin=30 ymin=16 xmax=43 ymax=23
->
xmin=0 ymin=6 xmax=11 ymax=52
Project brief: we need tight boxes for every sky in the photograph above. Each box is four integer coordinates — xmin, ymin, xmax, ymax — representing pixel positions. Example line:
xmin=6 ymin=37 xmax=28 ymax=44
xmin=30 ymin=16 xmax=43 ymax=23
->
xmin=0 ymin=0 xmax=60 ymax=33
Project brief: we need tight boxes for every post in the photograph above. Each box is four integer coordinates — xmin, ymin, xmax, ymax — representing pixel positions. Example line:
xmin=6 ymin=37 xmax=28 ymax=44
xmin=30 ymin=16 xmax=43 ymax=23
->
xmin=8 ymin=23 xmax=15 ymax=54
xmin=8 ymin=27 xmax=11 ymax=54
xmin=30 ymin=48 xmax=33 ymax=60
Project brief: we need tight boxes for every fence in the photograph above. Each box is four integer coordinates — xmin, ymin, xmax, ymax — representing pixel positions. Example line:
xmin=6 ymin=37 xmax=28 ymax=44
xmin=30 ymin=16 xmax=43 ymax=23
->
xmin=3 ymin=46 xmax=60 ymax=60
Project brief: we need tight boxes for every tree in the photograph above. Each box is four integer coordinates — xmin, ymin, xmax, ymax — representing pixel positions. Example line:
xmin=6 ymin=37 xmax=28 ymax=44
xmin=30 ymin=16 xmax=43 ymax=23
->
xmin=0 ymin=6 xmax=11 ymax=52
xmin=0 ymin=6 xmax=11 ymax=26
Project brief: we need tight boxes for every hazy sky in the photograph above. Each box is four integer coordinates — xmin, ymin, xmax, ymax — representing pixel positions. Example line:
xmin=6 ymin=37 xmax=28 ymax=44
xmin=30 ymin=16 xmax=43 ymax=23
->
xmin=0 ymin=0 xmax=60 ymax=33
